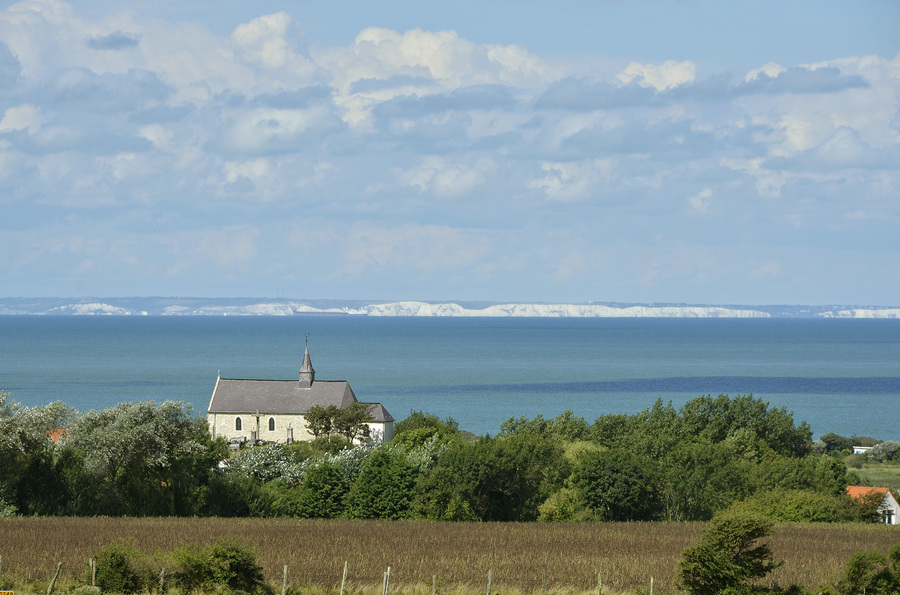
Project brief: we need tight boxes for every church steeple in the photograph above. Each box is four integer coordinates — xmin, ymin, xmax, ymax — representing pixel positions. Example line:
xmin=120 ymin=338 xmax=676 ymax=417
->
xmin=299 ymin=338 xmax=315 ymax=388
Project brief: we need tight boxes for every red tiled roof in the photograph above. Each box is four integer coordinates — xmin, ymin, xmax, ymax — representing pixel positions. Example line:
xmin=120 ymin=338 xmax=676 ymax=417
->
xmin=847 ymin=486 xmax=890 ymax=500
xmin=46 ymin=428 xmax=66 ymax=443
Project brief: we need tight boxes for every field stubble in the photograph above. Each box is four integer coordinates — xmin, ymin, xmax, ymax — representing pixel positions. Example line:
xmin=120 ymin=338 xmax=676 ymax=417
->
xmin=1 ymin=518 xmax=899 ymax=594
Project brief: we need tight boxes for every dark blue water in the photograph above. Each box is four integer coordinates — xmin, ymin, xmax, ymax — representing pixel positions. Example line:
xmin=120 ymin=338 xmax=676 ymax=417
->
xmin=1 ymin=316 xmax=899 ymax=440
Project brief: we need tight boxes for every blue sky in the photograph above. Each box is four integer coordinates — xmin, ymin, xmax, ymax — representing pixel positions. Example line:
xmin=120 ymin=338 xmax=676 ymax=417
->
xmin=1 ymin=0 xmax=898 ymax=304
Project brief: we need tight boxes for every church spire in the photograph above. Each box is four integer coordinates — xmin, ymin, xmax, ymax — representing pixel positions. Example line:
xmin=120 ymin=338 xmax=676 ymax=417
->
xmin=299 ymin=335 xmax=315 ymax=387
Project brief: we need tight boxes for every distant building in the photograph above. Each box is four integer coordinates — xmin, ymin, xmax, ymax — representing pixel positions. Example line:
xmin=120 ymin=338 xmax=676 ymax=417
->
xmin=853 ymin=446 xmax=874 ymax=455
xmin=847 ymin=486 xmax=900 ymax=524
xmin=207 ymin=347 xmax=393 ymax=446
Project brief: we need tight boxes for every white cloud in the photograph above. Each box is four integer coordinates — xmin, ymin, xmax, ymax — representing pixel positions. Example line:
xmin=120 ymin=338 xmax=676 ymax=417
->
xmin=398 ymin=156 xmax=494 ymax=198
xmin=530 ymin=159 xmax=616 ymax=202
xmin=0 ymin=104 xmax=46 ymax=133
xmin=316 ymin=26 xmax=548 ymax=127
xmin=746 ymin=62 xmax=786 ymax=82
xmin=688 ymin=188 xmax=712 ymax=214
xmin=218 ymin=105 xmax=335 ymax=154
xmin=617 ymin=60 xmax=696 ymax=90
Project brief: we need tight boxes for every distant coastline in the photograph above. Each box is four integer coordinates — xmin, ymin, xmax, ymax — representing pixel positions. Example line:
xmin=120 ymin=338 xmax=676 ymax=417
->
xmin=1 ymin=297 xmax=899 ymax=318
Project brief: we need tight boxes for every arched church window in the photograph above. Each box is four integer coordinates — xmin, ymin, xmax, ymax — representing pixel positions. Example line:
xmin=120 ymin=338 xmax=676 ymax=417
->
xmin=235 ymin=417 xmax=242 ymax=431
xmin=268 ymin=417 xmax=276 ymax=431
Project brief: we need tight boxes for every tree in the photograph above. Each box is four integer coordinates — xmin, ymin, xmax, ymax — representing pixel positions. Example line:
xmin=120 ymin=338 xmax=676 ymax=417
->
xmin=306 ymin=402 xmax=373 ymax=442
xmin=835 ymin=551 xmax=893 ymax=595
xmin=573 ymin=448 xmax=660 ymax=521
xmin=499 ymin=410 xmax=589 ymax=442
xmin=393 ymin=410 xmax=459 ymax=438
xmin=680 ymin=394 xmax=812 ymax=457
xmin=305 ymin=405 xmax=339 ymax=439
xmin=334 ymin=401 xmax=373 ymax=442
xmin=413 ymin=433 xmax=568 ymax=522
xmin=821 ymin=432 xmax=854 ymax=454
xmin=678 ymin=512 xmax=781 ymax=595
xmin=0 ymin=391 xmax=73 ymax=515
xmin=661 ymin=441 xmax=751 ymax=521
xmin=293 ymin=459 xmax=348 ymax=518
xmin=63 ymin=400 xmax=226 ymax=516
xmin=344 ymin=448 xmax=417 ymax=519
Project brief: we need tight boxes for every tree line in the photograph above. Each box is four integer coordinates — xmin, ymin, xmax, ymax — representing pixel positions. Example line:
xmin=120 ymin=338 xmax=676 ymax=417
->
xmin=0 ymin=390 xmax=889 ymax=521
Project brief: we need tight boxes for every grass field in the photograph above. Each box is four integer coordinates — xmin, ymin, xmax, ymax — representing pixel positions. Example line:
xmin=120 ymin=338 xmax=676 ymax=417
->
xmin=854 ymin=461 xmax=900 ymax=492
xmin=2 ymin=518 xmax=899 ymax=594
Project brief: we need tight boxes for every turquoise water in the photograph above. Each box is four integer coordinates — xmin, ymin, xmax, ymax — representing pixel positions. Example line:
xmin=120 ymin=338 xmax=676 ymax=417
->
xmin=1 ymin=316 xmax=899 ymax=439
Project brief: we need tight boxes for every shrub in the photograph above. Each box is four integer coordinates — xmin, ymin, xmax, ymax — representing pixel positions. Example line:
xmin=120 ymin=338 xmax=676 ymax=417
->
xmin=537 ymin=487 xmax=592 ymax=522
xmin=90 ymin=541 xmax=147 ymax=594
xmin=679 ymin=512 xmax=781 ymax=595
xmin=867 ymin=441 xmax=900 ymax=463
xmin=345 ymin=448 xmax=417 ymax=519
xmin=726 ymin=489 xmax=858 ymax=523
xmin=173 ymin=539 xmax=268 ymax=594
xmin=835 ymin=551 xmax=892 ymax=595
xmin=573 ymin=448 xmax=660 ymax=521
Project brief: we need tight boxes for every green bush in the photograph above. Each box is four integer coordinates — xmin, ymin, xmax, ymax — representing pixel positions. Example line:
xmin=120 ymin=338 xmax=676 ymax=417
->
xmin=679 ymin=512 xmax=781 ymax=595
xmin=572 ymin=448 xmax=660 ymax=521
xmin=345 ymin=448 xmax=417 ymax=519
xmin=90 ymin=541 xmax=147 ymax=594
xmin=726 ymin=489 xmax=859 ymax=523
xmin=173 ymin=539 xmax=268 ymax=594
xmin=537 ymin=487 xmax=592 ymax=522
xmin=836 ymin=551 xmax=892 ymax=595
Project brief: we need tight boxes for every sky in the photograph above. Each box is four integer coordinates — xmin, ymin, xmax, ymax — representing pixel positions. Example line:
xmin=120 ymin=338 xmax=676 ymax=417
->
xmin=1 ymin=0 xmax=899 ymax=305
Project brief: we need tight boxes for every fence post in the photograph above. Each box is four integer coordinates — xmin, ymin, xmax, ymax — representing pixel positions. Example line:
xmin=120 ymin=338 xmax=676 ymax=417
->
xmin=432 ymin=574 xmax=436 ymax=595
xmin=281 ymin=565 xmax=287 ymax=595
xmin=382 ymin=566 xmax=391 ymax=595
xmin=91 ymin=558 xmax=96 ymax=587
xmin=47 ymin=562 xmax=62 ymax=595
xmin=597 ymin=573 xmax=602 ymax=595
xmin=542 ymin=571 xmax=546 ymax=595
xmin=486 ymin=569 xmax=492 ymax=595
xmin=650 ymin=576 xmax=653 ymax=595
xmin=340 ymin=561 xmax=348 ymax=595
xmin=159 ymin=567 xmax=166 ymax=593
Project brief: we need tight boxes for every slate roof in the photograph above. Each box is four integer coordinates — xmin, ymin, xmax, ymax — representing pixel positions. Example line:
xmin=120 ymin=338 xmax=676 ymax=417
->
xmin=209 ymin=378 xmax=356 ymax=415
xmin=363 ymin=402 xmax=395 ymax=423
xmin=208 ymin=377 xmax=394 ymax=423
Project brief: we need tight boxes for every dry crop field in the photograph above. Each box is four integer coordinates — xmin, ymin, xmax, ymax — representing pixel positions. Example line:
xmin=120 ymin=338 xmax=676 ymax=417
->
xmin=2 ymin=518 xmax=900 ymax=594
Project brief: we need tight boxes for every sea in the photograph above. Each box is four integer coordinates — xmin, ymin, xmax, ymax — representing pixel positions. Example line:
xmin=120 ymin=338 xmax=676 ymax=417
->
xmin=1 ymin=316 xmax=899 ymax=441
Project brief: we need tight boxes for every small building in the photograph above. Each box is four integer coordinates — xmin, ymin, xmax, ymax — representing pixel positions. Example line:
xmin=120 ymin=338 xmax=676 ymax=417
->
xmin=852 ymin=446 xmax=873 ymax=455
xmin=847 ymin=486 xmax=900 ymax=524
xmin=207 ymin=347 xmax=394 ymax=446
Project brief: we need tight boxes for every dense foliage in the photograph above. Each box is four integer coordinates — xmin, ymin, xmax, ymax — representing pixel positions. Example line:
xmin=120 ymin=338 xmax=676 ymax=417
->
xmin=679 ymin=512 xmax=781 ymax=595
xmin=0 ymin=390 xmax=892 ymax=522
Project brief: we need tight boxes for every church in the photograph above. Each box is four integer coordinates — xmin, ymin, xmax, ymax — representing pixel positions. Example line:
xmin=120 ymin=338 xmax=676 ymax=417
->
xmin=207 ymin=347 xmax=394 ymax=445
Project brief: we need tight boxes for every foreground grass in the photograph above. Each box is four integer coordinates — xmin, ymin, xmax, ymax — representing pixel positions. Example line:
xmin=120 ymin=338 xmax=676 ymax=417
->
xmin=1 ymin=518 xmax=899 ymax=594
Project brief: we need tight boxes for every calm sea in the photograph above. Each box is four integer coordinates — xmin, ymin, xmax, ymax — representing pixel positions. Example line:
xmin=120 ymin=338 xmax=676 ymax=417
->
xmin=1 ymin=316 xmax=899 ymax=440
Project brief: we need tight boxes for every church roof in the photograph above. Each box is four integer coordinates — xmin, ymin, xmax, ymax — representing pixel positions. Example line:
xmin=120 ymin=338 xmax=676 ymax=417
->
xmin=363 ymin=402 xmax=395 ymax=423
xmin=300 ymin=347 xmax=315 ymax=376
xmin=208 ymin=346 xmax=394 ymax=423
xmin=208 ymin=378 xmax=358 ymax=415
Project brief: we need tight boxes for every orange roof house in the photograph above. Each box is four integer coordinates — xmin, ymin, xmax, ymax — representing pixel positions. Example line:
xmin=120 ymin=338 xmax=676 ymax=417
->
xmin=46 ymin=428 xmax=66 ymax=444
xmin=847 ymin=486 xmax=900 ymax=525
